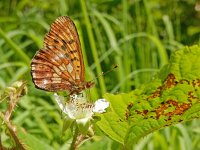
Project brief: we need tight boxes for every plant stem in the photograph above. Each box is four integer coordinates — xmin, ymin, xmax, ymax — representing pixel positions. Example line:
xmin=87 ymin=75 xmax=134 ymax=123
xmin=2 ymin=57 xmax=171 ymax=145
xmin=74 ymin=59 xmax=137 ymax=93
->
xmin=70 ymin=126 xmax=79 ymax=150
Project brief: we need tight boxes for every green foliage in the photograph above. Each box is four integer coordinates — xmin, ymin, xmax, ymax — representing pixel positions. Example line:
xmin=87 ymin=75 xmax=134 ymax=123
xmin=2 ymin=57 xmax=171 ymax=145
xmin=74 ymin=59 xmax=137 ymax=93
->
xmin=0 ymin=0 xmax=199 ymax=149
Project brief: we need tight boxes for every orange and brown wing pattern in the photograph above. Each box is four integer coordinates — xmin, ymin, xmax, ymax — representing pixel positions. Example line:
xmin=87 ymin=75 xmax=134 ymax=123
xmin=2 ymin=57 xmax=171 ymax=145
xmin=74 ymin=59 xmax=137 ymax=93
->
xmin=44 ymin=16 xmax=84 ymax=82
xmin=31 ymin=16 xmax=84 ymax=92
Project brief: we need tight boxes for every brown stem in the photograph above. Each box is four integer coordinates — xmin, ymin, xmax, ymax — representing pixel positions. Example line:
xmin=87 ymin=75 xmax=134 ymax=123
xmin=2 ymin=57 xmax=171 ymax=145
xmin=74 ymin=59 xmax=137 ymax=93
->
xmin=4 ymin=95 xmax=16 ymax=121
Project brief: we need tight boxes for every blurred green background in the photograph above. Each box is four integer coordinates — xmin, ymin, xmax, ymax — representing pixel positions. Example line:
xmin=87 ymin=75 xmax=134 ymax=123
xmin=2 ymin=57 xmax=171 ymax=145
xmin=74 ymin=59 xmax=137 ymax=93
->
xmin=0 ymin=0 xmax=200 ymax=149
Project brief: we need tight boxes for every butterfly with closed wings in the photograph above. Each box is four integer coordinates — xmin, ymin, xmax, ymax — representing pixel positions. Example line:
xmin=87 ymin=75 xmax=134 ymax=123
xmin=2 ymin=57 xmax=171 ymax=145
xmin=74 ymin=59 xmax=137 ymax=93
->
xmin=31 ymin=16 xmax=95 ymax=95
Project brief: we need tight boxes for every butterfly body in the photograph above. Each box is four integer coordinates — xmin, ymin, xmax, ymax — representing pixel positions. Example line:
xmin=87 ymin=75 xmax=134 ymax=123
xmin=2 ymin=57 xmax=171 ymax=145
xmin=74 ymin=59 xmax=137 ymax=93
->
xmin=31 ymin=16 xmax=94 ymax=94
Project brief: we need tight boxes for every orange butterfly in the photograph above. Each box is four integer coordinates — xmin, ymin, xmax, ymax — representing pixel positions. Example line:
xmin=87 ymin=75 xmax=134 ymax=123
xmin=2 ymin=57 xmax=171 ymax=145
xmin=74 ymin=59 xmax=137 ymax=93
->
xmin=31 ymin=16 xmax=94 ymax=94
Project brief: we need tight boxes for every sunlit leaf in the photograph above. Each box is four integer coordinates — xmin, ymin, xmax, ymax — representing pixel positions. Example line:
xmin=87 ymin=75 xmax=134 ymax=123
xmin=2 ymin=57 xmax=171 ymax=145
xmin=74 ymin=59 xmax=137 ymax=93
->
xmin=98 ymin=45 xmax=200 ymax=148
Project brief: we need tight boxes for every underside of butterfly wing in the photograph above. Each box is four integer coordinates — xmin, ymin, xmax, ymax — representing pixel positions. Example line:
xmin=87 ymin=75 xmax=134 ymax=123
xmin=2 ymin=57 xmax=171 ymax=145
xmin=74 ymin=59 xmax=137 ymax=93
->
xmin=31 ymin=16 xmax=86 ymax=92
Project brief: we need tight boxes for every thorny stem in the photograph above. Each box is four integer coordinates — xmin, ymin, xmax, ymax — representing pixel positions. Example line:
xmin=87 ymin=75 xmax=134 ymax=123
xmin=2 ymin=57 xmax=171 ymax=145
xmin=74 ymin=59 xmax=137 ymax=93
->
xmin=0 ymin=81 xmax=27 ymax=149
xmin=3 ymin=81 xmax=27 ymax=121
xmin=4 ymin=95 xmax=17 ymax=121
xmin=69 ymin=126 xmax=91 ymax=150
xmin=0 ymin=112 xmax=26 ymax=150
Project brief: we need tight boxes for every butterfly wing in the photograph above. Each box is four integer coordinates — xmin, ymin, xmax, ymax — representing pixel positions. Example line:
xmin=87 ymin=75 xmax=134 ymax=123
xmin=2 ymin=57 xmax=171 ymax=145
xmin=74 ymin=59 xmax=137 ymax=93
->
xmin=31 ymin=16 xmax=84 ymax=92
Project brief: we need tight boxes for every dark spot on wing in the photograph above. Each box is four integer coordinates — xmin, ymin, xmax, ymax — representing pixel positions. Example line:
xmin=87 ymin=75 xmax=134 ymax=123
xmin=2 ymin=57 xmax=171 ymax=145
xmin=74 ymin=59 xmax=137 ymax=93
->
xmin=68 ymin=39 xmax=75 ymax=44
xmin=61 ymin=45 xmax=67 ymax=50
xmin=70 ymin=50 xmax=78 ymax=53
xmin=55 ymin=33 xmax=59 ymax=37
xmin=65 ymin=54 xmax=69 ymax=58
xmin=71 ymin=57 xmax=79 ymax=61
xmin=62 ymin=39 xmax=67 ymax=44
xmin=54 ymin=39 xmax=59 ymax=43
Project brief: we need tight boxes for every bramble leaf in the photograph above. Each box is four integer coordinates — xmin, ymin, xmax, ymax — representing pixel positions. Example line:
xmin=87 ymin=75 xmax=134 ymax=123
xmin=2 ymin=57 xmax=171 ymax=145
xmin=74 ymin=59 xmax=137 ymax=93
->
xmin=97 ymin=45 xmax=200 ymax=148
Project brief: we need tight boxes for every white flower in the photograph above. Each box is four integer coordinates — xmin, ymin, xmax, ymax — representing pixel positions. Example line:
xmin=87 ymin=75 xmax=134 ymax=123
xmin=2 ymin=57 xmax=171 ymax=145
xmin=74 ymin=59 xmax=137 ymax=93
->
xmin=54 ymin=93 xmax=109 ymax=125
xmin=93 ymin=99 xmax=110 ymax=113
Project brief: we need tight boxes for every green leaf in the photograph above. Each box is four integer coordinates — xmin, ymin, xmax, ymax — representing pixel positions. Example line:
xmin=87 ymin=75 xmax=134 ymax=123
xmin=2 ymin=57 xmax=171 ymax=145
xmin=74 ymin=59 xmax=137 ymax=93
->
xmin=97 ymin=45 xmax=200 ymax=148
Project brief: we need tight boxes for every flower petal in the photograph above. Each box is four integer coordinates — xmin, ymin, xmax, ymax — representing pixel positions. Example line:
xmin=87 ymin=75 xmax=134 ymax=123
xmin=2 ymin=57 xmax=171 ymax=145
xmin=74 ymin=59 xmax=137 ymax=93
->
xmin=93 ymin=99 xmax=109 ymax=113
xmin=54 ymin=93 xmax=68 ymax=114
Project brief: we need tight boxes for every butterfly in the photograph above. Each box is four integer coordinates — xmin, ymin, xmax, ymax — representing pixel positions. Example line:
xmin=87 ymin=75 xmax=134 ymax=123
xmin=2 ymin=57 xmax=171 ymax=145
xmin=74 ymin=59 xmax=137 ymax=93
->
xmin=31 ymin=16 xmax=95 ymax=95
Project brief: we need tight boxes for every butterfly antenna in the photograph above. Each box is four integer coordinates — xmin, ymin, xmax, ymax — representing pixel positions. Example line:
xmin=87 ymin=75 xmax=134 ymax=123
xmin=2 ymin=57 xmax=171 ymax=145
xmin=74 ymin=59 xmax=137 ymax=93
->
xmin=91 ymin=65 xmax=118 ymax=82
